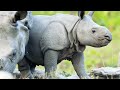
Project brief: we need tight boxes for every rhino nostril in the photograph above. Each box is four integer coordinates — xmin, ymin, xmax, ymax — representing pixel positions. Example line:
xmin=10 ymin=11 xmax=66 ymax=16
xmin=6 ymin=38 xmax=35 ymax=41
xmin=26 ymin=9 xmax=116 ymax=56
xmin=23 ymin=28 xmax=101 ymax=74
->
xmin=104 ymin=35 xmax=111 ymax=41
xmin=104 ymin=35 xmax=109 ymax=37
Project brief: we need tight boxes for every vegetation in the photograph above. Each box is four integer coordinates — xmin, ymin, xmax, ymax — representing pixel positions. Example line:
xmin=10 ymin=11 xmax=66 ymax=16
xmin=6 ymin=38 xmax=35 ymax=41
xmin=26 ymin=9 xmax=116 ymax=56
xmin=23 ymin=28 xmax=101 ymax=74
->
xmin=33 ymin=11 xmax=120 ymax=75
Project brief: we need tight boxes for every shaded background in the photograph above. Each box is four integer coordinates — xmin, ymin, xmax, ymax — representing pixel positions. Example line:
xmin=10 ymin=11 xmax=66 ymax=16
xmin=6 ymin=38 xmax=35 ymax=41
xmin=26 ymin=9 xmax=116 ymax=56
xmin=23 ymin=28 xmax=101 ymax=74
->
xmin=32 ymin=11 xmax=120 ymax=76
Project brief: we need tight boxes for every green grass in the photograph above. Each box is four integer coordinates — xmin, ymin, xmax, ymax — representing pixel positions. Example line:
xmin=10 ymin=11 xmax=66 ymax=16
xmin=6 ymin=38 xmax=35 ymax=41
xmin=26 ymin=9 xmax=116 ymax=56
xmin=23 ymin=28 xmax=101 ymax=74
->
xmin=33 ymin=11 xmax=120 ymax=75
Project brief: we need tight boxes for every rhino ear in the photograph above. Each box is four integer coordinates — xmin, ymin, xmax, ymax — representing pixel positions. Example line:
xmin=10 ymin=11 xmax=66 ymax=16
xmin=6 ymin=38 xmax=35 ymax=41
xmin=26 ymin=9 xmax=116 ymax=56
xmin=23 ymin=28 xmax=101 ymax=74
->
xmin=78 ymin=11 xmax=85 ymax=19
xmin=13 ymin=11 xmax=28 ymax=23
xmin=88 ymin=11 xmax=94 ymax=17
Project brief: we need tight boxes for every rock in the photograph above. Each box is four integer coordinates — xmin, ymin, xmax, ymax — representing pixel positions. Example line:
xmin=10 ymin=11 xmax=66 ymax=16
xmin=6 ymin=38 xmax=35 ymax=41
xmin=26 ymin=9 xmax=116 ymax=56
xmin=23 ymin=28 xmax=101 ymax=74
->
xmin=67 ymin=75 xmax=79 ymax=79
xmin=91 ymin=67 xmax=120 ymax=79
xmin=0 ymin=71 xmax=14 ymax=79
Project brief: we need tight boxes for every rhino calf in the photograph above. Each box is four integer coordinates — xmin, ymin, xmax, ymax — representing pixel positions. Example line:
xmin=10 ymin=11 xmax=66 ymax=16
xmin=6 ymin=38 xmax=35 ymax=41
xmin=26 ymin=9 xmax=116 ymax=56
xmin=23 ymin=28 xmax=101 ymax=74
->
xmin=18 ymin=11 xmax=112 ymax=79
xmin=0 ymin=11 xmax=30 ymax=74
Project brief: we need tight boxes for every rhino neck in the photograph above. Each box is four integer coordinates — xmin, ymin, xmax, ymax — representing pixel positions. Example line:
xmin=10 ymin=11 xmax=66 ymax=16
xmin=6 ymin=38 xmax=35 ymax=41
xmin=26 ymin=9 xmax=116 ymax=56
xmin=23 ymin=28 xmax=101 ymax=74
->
xmin=68 ymin=19 xmax=86 ymax=52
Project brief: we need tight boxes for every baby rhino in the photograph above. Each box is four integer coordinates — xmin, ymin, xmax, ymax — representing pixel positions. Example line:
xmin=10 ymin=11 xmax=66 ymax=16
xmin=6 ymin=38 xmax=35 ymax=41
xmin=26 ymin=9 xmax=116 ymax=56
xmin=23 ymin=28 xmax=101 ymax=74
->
xmin=18 ymin=11 xmax=112 ymax=79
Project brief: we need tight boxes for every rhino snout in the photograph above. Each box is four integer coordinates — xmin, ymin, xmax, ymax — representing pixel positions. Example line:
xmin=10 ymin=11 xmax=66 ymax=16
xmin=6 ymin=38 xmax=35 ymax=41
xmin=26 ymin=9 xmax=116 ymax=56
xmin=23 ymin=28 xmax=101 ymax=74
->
xmin=104 ymin=35 xmax=112 ymax=41
xmin=104 ymin=33 xmax=112 ymax=42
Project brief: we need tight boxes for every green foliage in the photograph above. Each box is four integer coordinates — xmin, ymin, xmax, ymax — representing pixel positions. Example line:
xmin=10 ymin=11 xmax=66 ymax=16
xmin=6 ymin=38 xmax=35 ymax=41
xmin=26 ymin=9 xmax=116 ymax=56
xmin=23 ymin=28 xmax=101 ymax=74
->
xmin=32 ymin=11 xmax=120 ymax=75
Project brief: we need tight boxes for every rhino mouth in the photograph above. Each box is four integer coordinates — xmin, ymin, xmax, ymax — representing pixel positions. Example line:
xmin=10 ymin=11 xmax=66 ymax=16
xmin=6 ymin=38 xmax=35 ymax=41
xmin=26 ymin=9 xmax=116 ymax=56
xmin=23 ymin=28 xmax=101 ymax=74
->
xmin=0 ymin=59 xmax=16 ymax=73
xmin=98 ymin=37 xmax=111 ymax=41
xmin=94 ymin=38 xmax=111 ymax=48
xmin=106 ymin=38 xmax=112 ymax=42
xmin=95 ymin=43 xmax=108 ymax=47
xmin=90 ymin=34 xmax=111 ymax=47
xmin=89 ymin=37 xmax=110 ymax=48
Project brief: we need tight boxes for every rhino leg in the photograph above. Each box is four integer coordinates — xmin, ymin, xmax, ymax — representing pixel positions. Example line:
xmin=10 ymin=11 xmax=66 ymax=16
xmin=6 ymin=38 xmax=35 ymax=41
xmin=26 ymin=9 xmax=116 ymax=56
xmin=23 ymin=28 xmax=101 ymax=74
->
xmin=71 ymin=52 xmax=91 ymax=79
xmin=18 ymin=57 xmax=34 ymax=79
xmin=28 ymin=62 xmax=41 ymax=79
xmin=44 ymin=50 xmax=59 ymax=79
xmin=27 ymin=60 xmax=36 ymax=74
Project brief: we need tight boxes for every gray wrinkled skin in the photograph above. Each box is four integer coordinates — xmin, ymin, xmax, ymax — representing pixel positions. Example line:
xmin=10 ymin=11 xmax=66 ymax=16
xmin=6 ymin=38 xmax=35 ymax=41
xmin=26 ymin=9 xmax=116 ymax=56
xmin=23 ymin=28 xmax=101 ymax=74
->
xmin=18 ymin=11 xmax=112 ymax=79
xmin=0 ymin=11 xmax=30 ymax=73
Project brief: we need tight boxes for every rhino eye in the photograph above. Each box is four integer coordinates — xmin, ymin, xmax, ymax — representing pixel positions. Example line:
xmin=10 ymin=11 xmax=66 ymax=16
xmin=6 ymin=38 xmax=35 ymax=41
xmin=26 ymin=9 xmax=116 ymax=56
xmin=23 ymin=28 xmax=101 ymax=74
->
xmin=92 ymin=29 xmax=96 ymax=33
xmin=8 ymin=50 xmax=17 ymax=62
xmin=24 ymin=21 xmax=28 ymax=26
xmin=12 ymin=51 xmax=16 ymax=57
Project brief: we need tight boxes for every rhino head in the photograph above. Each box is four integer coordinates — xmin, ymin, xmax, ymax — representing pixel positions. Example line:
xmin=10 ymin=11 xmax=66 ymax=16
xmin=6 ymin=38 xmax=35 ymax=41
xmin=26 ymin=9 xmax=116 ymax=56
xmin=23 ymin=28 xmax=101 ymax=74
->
xmin=76 ymin=11 xmax=112 ymax=47
xmin=0 ymin=11 xmax=31 ymax=73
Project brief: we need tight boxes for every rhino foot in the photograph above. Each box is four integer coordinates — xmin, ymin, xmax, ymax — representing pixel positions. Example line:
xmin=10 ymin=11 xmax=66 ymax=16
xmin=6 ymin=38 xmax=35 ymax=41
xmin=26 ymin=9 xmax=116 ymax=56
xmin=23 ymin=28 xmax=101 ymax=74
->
xmin=20 ymin=70 xmax=34 ymax=79
xmin=32 ymin=70 xmax=45 ymax=79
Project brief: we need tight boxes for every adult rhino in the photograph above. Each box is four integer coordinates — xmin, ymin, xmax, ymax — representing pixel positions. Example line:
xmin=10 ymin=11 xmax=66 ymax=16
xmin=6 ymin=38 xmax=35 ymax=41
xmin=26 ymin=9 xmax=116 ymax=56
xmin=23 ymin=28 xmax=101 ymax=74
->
xmin=18 ymin=11 xmax=112 ymax=79
xmin=0 ymin=11 xmax=30 ymax=74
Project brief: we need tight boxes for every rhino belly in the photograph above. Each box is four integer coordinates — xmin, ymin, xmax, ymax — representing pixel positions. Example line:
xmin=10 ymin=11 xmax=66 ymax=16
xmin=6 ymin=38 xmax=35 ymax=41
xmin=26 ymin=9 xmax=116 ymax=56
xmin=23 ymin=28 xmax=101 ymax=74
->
xmin=25 ymin=47 xmax=44 ymax=66
xmin=58 ymin=48 xmax=75 ymax=62
xmin=26 ymin=53 xmax=44 ymax=66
